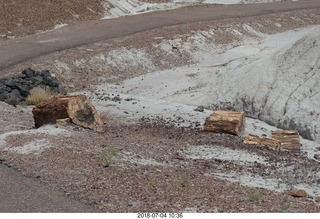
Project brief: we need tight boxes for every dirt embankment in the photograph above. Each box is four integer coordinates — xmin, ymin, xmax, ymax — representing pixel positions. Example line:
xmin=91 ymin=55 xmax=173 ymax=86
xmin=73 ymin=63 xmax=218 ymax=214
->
xmin=0 ymin=0 xmax=104 ymax=39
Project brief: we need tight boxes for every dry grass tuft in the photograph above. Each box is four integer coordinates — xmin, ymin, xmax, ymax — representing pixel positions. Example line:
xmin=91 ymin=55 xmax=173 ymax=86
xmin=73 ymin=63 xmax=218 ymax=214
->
xmin=26 ymin=86 xmax=56 ymax=105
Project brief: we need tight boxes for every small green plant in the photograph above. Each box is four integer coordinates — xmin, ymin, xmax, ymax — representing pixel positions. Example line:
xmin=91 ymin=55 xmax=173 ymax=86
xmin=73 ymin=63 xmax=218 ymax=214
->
xmin=103 ymin=148 xmax=121 ymax=167
xmin=248 ymin=192 xmax=261 ymax=202
xmin=280 ymin=204 xmax=290 ymax=212
xmin=26 ymin=86 xmax=56 ymax=105
xmin=235 ymin=180 xmax=244 ymax=193
xmin=179 ymin=173 xmax=191 ymax=187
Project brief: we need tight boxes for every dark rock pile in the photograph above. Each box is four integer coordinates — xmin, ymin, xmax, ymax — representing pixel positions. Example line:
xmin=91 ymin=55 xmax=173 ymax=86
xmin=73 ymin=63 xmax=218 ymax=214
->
xmin=0 ymin=68 xmax=66 ymax=106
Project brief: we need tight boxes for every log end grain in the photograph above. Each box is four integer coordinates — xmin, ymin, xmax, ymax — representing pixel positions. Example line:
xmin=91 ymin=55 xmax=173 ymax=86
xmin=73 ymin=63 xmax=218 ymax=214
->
xmin=204 ymin=110 xmax=245 ymax=136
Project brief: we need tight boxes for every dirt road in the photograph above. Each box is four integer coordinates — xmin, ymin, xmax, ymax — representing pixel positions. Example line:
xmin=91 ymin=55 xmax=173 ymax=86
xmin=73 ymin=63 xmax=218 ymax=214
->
xmin=0 ymin=164 xmax=99 ymax=212
xmin=1 ymin=0 xmax=320 ymax=72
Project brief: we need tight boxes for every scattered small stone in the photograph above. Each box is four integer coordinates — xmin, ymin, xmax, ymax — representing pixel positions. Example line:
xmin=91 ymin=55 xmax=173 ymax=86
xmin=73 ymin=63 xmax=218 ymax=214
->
xmin=313 ymin=196 xmax=320 ymax=203
xmin=6 ymin=35 xmax=15 ymax=40
xmin=314 ymin=154 xmax=320 ymax=161
xmin=112 ymin=95 xmax=121 ymax=102
xmin=73 ymin=127 xmax=81 ymax=131
xmin=194 ymin=105 xmax=205 ymax=112
xmin=103 ymin=164 xmax=110 ymax=168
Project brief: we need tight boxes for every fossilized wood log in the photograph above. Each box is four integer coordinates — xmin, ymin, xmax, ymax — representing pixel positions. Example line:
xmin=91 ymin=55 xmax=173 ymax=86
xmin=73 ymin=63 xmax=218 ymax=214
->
xmin=204 ymin=110 xmax=245 ymax=136
xmin=271 ymin=130 xmax=301 ymax=151
xmin=32 ymin=95 xmax=104 ymax=132
xmin=289 ymin=186 xmax=308 ymax=197
xmin=244 ymin=134 xmax=279 ymax=150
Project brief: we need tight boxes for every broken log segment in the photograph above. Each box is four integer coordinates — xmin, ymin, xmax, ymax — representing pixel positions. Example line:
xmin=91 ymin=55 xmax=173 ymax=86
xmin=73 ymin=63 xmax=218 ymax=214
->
xmin=271 ymin=130 xmax=301 ymax=151
xmin=289 ymin=186 xmax=308 ymax=197
xmin=32 ymin=95 xmax=104 ymax=132
xmin=243 ymin=134 xmax=279 ymax=151
xmin=203 ymin=110 xmax=245 ymax=136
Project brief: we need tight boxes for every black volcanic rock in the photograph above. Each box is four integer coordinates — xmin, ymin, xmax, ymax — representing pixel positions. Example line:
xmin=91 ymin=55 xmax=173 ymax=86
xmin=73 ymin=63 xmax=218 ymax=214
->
xmin=22 ymin=68 xmax=36 ymax=78
xmin=0 ymin=68 xmax=67 ymax=106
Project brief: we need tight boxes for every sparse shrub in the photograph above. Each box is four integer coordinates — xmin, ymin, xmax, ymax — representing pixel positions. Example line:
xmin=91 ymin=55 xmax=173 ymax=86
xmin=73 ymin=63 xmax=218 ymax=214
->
xmin=248 ymin=192 xmax=260 ymax=202
xmin=280 ymin=204 xmax=290 ymax=212
xmin=103 ymin=148 xmax=121 ymax=167
xmin=179 ymin=173 xmax=191 ymax=187
xmin=235 ymin=180 xmax=244 ymax=193
xmin=26 ymin=86 xmax=56 ymax=105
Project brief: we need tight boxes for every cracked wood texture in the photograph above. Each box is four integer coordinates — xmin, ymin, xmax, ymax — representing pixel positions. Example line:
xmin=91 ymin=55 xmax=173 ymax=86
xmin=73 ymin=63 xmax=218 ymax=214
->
xmin=32 ymin=95 xmax=104 ymax=132
xmin=271 ymin=130 xmax=301 ymax=151
xmin=289 ymin=186 xmax=308 ymax=197
xmin=203 ymin=110 xmax=245 ymax=136
xmin=244 ymin=134 xmax=280 ymax=150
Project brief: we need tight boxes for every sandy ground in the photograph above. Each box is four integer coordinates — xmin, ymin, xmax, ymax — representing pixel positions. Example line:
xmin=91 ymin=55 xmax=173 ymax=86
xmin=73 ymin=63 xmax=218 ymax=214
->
xmin=1 ymin=103 xmax=320 ymax=212
xmin=1 ymin=0 xmax=320 ymax=213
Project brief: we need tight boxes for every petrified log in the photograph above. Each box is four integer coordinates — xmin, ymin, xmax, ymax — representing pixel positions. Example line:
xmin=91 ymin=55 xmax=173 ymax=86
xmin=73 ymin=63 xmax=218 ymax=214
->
xmin=289 ymin=186 xmax=307 ymax=197
xmin=271 ymin=130 xmax=301 ymax=151
xmin=244 ymin=134 xmax=279 ymax=150
xmin=204 ymin=110 xmax=245 ymax=136
xmin=32 ymin=95 xmax=104 ymax=132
